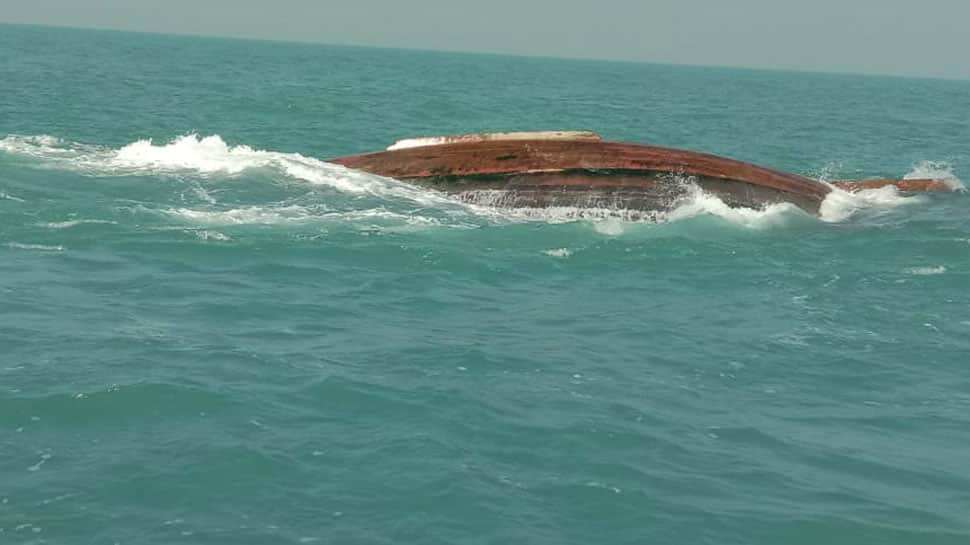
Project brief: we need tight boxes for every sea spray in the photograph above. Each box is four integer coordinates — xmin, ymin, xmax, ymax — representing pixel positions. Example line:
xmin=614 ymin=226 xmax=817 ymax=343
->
xmin=904 ymin=160 xmax=965 ymax=191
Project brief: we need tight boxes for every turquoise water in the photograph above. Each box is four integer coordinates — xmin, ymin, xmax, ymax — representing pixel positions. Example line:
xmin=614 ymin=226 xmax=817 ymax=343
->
xmin=3 ymin=23 xmax=970 ymax=544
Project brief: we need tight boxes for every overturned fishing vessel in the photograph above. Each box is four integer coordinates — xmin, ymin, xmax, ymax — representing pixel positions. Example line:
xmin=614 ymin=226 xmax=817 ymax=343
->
xmin=329 ymin=131 xmax=952 ymax=215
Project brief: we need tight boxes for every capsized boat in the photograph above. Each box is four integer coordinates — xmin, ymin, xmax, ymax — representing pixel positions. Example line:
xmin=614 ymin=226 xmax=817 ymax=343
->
xmin=329 ymin=131 xmax=952 ymax=215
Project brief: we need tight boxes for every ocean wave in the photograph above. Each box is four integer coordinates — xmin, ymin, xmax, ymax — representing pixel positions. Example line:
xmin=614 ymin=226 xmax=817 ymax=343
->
xmin=666 ymin=185 xmax=802 ymax=228
xmin=543 ymin=248 xmax=573 ymax=258
xmin=465 ymin=180 xmax=940 ymax=230
xmin=812 ymin=160 xmax=960 ymax=222
xmin=907 ymin=266 xmax=946 ymax=276
xmin=5 ymin=242 xmax=65 ymax=252
xmin=0 ymin=134 xmax=68 ymax=156
xmin=44 ymin=219 xmax=118 ymax=230
xmin=168 ymin=205 xmax=321 ymax=225
xmin=817 ymin=185 xmax=923 ymax=223
xmin=1 ymin=192 xmax=26 ymax=202
xmin=462 ymin=183 xmax=803 ymax=230
xmin=0 ymin=133 xmax=450 ymax=205
xmin=2 ymin=134 xmax=959 ymax=230
xmin=164 ymin=204 xmax=453 ymax=229
xmin=161 ymin=183 xmax=926 ymax=233
xmin=188 ymin=230 xmax=232 ymax=242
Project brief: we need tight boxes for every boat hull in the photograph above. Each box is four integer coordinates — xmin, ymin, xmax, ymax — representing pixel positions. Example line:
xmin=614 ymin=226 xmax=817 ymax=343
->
xmin=404 ymin=170 xmax=825 ymax=214
xmin=329 ymin=136 xmax=952 ymax=214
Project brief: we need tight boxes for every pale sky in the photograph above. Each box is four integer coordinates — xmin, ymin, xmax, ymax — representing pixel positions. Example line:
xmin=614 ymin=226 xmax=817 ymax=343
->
xmin=2 ymin=0 xmax=968 ymax=80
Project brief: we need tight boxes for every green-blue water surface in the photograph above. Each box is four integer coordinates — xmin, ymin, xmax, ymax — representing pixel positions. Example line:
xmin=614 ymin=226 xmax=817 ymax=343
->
xmin=2 ymin=24 xmax=970 ymax=545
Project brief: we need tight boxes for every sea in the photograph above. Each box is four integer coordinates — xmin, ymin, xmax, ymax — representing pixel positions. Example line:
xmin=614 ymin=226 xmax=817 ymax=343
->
xmin=2 ymin=23 xmax=969 ymax=545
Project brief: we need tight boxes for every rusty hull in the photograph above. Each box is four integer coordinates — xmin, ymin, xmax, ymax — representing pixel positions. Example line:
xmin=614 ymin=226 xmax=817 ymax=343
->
xmin=329 ymin=138 xmax=951 ymax=214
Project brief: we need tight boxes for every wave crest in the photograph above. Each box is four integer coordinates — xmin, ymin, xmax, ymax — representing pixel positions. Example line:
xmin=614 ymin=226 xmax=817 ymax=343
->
xmin=0 ymin=133 xmax=448 ymax=205
xmin=818 ymin=185 xmax=922 ymax=223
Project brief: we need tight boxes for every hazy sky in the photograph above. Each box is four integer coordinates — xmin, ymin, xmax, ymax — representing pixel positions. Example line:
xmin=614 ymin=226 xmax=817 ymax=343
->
xmin=3 ymin=0 xmax=968 ymax=79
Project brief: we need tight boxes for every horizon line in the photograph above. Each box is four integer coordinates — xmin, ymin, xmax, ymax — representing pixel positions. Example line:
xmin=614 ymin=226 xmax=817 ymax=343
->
xmin=3 ymin=20 xmax=968 ymax=84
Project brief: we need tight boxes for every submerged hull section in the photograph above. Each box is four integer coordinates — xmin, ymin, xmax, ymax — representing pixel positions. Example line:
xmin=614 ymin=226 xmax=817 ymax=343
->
xmin=406 ymin=171 xmax=825 ymax=214
xmin=329 ymin=134 xmax=952 ymax=215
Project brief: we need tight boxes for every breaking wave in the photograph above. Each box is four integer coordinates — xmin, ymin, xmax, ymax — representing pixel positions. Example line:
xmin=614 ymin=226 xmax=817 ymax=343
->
xmin=818 ymin=185 xmax=923 ymax=223
xmin=2 ymin=134 xmax=962 ymax=230
xmin=905 ymin=160 xmax=964 ymax=191
xmin=461 ymin=185 xmax=803 ymax=229
xmin=666 ymin=186 xmax=801 ymax=228
xmin=0 ymin=133 xmax=447 ymax=205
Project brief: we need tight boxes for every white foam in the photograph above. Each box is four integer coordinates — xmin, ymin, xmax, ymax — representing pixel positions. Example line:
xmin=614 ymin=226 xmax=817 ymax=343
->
xmin=478 ymin=177 xmax=934 ymax=228
xmin=19 ymin=135 xmax=61 ymax=147
xmin=467 ymin=202 xmax=667 ymax=224
xmin=907 ymin=266 xmax=946 ymax=276
xmin=452 ymin=169 xmax=950 ymax=229
xmin=809 ymin=162 xmax=923 ymax=223
xmin=27 ymin=453 xmax=51 ymax=472
xmin=167 ymin=204 xmax=449 ymax=229
xmin=45 ymin=219 xmax=117 ymax=230
xmin=818 ymin=185 xmax=920 ymax=223
xmin=169 ymin=205 xmax=316 ymax=225
xmin=336 ymin=208 xmax=443 ymax=226
xmin=0 ymin=134 xmax=66 ymax=156
xmin=905 ymin=160 xmax=964 ymax=191
xmin=543 ymin=248 xmax=572 ymax=258
xmin=464 ymin=183 xmax=803 ymax=229
xmin=191 ymin=230 xmax=231 ymax=241
xmin=112 ymin=135 xmax=449 ymax=203
xmin=5 ymin=242 xmax=64 ymax=252
xmin=594 ymin=218 xmax=626 ymax=235
xmin=112 ymin=135 xmax=261 ymax=174
xmin=0 ymin=192 xmax=25 ymax=202
xmin=4 ymin=134 xmax=957 ymax=229
xmin=665 ymin=185 xmax=801 ymax=228
xmin=0 ymin=133 xmax=450 ymax=205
